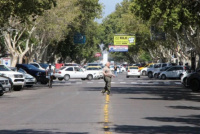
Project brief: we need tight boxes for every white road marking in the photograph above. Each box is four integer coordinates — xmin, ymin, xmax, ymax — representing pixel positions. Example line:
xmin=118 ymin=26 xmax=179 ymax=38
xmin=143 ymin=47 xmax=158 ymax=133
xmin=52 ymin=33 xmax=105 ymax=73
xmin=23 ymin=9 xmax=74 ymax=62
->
xmin=120 ymin=82 xmax=126 ymax=84
xmin=164 ymin=82 xmax=171 ymax=85
xmin=131 ymin=82 xmax=137 ymax=84
xmin=175 ymin=82 xmax=181 ymax=85
xmin=87 ymin=82 xmax=93 ymax=84
xmin=76 ymin=82 xmax=82 ymax=84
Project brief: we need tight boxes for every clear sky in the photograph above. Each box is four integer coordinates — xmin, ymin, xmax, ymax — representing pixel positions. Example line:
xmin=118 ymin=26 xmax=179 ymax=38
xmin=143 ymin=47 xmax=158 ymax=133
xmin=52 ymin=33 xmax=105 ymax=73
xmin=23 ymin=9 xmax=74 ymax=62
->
xmin=97 ymin=0 xmax=123 ymax=23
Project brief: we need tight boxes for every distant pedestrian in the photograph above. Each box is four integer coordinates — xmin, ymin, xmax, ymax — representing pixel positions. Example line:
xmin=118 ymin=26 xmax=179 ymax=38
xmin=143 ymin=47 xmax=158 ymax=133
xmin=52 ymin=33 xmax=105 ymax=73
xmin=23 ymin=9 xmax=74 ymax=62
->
xmin=101 ymin=62 xmax=115 ymax=95
xmin=114 ymin=65 xmax=118 ymax=77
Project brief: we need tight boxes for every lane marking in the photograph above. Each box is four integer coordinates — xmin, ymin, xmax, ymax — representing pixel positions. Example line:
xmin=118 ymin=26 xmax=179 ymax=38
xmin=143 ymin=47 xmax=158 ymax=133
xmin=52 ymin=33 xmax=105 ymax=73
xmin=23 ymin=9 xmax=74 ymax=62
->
xmin=87 ymin=82 xmax=93 ymax=84
xmin=103 ymin=94 xmax=111 ymax=133
xmin=120 ymin=82 xmax=126 ymax=84
xmin=175 ymin=82 xmax=181 ymax=85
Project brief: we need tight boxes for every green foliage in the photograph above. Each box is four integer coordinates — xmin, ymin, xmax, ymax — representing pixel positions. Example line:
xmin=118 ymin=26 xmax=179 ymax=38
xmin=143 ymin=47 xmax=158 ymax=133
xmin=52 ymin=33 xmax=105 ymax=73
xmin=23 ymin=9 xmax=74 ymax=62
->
xmin=0 ymin=0 xmax=56 ymax=26
xmin=130 ymin=0 xmax=200 ymax=31
xmin=100 ymin=0 xmax=155 ymax=63
xmin=55 ymin=0 xmax=102 ymax=63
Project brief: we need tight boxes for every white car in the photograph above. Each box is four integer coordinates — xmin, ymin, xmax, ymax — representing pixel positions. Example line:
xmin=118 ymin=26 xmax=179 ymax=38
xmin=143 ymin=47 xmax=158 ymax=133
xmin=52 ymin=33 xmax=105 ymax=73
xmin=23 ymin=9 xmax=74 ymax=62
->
xmin=126 ymin=66 xmax=140 ymax=78
xmin=0 ymin=65 xmax=25 ymax=91
xmin=85 ymin=66 xmax=103 ymax=79
xmin=147 ymin=63 xmax=177 ymax=78
xmin=55 ymin=66 xmax=99 ymax=81
xmin=159 ymin=66 xmax=185 ymax=80
xmin=110 ymin=66 xmax=126 ymax=73
xmin=30 ymin=62 xmax=45 ymax=70
xmin=153 ymin=66 xmax=172 ymax=78
xmin=0 ymin=76 xmax=12 ymax=95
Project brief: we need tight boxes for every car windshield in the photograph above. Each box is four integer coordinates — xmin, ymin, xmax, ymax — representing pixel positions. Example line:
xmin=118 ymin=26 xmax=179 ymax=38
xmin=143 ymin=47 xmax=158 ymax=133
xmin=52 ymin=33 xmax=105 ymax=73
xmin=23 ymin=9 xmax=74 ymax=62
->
xmin=18 ymin=68 xmax=27 ymax=74
xmin=60 ymin=67 xmax=66 ymax=70
xmin=88 ymin=64 xmax=100 ymax=66
xmin=0 ymin=65 xmax=12 ymax=71
xmin=160 ymin=67 xmax=171 ymax=71
xmin=129 ymin=67 xmax=138 ymax=69
xmin=65 ymin=63 xmax=77 ymax=66
xmin=39 ymin=63 xmax=49 ymax=69
xmin=25 ymin=64 xmax=40 ymax=70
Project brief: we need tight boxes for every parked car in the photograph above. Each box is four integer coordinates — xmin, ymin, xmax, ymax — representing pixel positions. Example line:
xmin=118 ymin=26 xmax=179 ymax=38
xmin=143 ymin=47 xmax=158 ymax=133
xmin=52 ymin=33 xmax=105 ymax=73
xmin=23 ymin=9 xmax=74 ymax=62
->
xmin=153 ymin=66 xmax=172 ymax=78
xmin=147 ymin=63 xmax=176 ymax=78
xmin=0 ymin=84 xmax=4 ymax=96
xmin=140 ymin=63 xmax=155 ymax=76
xmin=110 ymin=65 xmax=126 ymax=73
xmin=0 ymin=65 xmax=24 ymax=91
xmin=16 ymin=64 xmax=48 ymax=84
xmin=0 ymin=75 xmax=12 ymax=95
xmin=181 ymin=69 xmax=200 ymax=92
xmin=55 ymin=66 xmax=99 ymax=81
xmin=126 ymin=66 xmax=140 ymax=78
xmin=18 ymin=68 xmax=36 ymax=87
xmin=39 ymin=63 xmax=49 ymax=69
xmin=159 ymin=66 xmax=185 ymax=80
xmin=87 ymin=63 xmax=103 ymax=68
xmin=30 ymin=62 xmax=45 ymax=70
xmin=85 ymin=66 xmax=103 ymax=79
xmin=64 ymin=63 xmax=79 ymax=67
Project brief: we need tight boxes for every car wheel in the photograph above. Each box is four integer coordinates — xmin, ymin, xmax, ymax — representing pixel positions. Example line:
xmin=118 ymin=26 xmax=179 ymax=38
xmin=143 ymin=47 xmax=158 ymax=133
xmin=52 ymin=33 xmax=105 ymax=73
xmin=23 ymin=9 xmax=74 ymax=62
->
xmin=81 ymin=78 xmax=86 ymax=80
xmin=138 ymin=76 xmax=140 ymax=78
xmin=0 ymin=91 xmax=4 ymax=96
xmin=13 ymin=86 xmax=22 ymax=91
xmin=179 ymin=74 xmax=183 ymax=79
xmin=161 ymin=74 xmax=166 ymax=80
xmin=142 ymin=71 xmax=146 ymax=76
xmin=126 ymin=76 xmax=129 ymax=78
xmin=154 ymin=73 xmax=157 ymax=78
xmin=191 ymin=79 xmax=200 ymax=92
xmin=58 ymin=78 xmax=64 ymax=81
xmin=182 ymin=78 xmax=188 ymax=88
xmin=87 ymin=75 xmax=93 ymax=80
xmin=64 ymin=74 xmax=70 ymax=81
xmin=148 ymin=72 xmax=153 ymax=78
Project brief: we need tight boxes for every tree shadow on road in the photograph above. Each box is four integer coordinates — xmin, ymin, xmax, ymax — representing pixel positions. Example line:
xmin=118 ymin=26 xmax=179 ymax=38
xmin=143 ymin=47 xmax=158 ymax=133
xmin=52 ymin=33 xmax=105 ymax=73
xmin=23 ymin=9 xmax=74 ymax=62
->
xmin=145 ymin=114 xmax=200 ymax=126
xmin=0 ymin=129 xmax=88 ymax=134
xmin=111 ymin=125 xmax=200 ymax=134
xmin=83 ymin=85 xmax=200 ymax=102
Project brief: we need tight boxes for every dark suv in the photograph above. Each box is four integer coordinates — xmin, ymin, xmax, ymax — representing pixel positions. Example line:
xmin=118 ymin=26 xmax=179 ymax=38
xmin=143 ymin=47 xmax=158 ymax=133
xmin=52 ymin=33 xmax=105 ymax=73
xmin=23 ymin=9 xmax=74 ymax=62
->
xmin=186 ymin=70 xmax=200 ymax=92
xmin=16 ymin=64 xmax=48 ymax=84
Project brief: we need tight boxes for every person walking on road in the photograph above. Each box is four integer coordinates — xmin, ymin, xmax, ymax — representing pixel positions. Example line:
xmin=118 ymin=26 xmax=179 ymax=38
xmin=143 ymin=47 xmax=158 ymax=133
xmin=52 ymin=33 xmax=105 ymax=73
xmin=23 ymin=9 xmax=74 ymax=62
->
xmin=46 ymin=64 xmax=55 ymax=88
xmin=101 ymin=62 xmax=115 ymax=95
xmin=114 ymin=65 xmax=118 ymax=77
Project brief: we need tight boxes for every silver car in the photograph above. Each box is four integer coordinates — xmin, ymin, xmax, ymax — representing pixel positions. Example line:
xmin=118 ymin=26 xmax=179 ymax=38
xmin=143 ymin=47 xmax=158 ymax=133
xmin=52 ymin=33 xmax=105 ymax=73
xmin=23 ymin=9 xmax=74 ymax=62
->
xmin=0 ymin=75 xmax=12 ymax=93
xmin=18 ymin=68 xmax=36 ymax=87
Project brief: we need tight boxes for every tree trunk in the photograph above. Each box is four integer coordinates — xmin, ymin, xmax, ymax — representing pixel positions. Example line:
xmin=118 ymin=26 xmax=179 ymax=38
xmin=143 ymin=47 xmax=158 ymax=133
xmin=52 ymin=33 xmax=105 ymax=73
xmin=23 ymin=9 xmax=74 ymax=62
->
xmin=11 ymin=54 xmax=18 ymax=67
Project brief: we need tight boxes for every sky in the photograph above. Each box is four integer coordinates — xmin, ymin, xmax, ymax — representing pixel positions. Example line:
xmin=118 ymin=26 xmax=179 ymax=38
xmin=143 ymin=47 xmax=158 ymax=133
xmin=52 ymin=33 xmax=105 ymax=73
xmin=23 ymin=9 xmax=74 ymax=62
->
xmin=97 ymin=0 xmax=123 ymax=23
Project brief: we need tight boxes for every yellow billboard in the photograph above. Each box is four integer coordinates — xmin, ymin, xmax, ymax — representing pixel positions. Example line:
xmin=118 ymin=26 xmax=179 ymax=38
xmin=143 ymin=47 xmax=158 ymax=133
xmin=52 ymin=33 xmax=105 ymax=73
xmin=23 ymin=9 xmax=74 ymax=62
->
xmin=114 ymin=35 xmax=136 ymax=45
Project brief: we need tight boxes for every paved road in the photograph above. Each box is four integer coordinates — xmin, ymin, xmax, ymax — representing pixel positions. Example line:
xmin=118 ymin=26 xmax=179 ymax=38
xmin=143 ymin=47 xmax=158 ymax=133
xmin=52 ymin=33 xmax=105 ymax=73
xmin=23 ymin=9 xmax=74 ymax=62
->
xmin=0 ymin=73 xmax=200 ymax=134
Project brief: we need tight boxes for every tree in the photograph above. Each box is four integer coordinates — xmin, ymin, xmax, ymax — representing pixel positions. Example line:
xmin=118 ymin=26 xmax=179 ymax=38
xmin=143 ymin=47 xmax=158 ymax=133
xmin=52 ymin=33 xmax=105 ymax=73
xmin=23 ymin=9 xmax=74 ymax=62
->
xmin=0 ymin=0 xmax=56 ymax=66
xmin=55 ymin=0 xmax=103 ymax=64
xmin=130 ymin=0 xmax=200 ymax=67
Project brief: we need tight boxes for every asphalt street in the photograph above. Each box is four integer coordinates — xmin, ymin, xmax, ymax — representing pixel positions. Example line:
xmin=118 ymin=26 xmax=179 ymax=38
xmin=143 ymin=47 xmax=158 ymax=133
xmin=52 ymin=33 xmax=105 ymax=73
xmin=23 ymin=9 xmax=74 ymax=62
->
xmin=0 ymin=73 xmax=200 ymax=134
